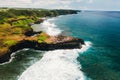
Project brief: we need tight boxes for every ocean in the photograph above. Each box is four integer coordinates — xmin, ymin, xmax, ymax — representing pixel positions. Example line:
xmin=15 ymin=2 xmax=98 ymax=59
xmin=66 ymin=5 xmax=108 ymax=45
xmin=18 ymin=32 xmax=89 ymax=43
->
xmin=0 ymin=11 xmax=120 ymax=80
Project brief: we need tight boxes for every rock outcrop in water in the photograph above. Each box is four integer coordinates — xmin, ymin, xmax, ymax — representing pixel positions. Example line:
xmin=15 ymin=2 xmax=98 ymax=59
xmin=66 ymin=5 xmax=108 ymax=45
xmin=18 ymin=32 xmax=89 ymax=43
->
xmin=0 ymin=34 xmax=85 ymax=63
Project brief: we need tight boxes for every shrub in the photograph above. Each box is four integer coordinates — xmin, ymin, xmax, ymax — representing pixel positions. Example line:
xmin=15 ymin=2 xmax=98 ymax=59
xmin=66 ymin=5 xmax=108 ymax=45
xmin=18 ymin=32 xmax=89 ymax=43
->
xmin=37 ymin=35 xmax=46 ymax=43
xmin=4 ymin=40 xmax=16 ymax=46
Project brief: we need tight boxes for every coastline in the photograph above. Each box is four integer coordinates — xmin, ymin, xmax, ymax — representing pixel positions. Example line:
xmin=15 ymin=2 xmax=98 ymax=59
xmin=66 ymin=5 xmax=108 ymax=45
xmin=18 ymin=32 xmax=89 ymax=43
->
xmin=18 ymin=41 xmax=91 ymax=80
xmin=0 ymin=11 xmax=85 ymax=64
xmin=0 ymin=34 xmax=85 ymax=64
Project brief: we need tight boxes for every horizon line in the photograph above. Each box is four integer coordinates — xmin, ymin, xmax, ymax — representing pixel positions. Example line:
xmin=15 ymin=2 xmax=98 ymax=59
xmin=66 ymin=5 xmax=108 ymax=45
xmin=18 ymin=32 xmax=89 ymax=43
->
xmin=0 ymin=7 xmax=120 ymax=12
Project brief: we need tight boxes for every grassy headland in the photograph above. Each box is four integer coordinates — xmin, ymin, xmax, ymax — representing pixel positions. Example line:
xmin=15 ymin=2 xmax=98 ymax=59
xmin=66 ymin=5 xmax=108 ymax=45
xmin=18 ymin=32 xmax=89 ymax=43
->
xmin=0 ymin=8 xmax=79 ymax=57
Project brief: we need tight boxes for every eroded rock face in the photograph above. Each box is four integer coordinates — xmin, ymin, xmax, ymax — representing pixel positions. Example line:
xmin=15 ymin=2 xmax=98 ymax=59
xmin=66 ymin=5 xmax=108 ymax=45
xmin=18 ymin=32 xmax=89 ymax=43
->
xmin=34 ymin=19 xmax=44 ymax=24
xmin=6 ymin=35 xmax=85 ymax=51
xmin=0 ymin=35 xmax=85 ymax=63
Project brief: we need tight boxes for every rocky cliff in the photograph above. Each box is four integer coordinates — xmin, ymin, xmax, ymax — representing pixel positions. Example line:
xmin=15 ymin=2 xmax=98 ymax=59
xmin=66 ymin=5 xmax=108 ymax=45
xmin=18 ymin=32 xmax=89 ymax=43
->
xmin=0 ymin=34 xmax=85 ymax=63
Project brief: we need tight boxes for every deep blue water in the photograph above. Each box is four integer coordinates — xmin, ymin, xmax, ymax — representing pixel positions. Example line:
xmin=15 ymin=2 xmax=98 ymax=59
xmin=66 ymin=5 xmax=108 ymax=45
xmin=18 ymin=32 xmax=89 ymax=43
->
xmin=0 ymin=11 xmax=120 ymax=80
xmin=53 ymin=11 xmax=120 ymax=80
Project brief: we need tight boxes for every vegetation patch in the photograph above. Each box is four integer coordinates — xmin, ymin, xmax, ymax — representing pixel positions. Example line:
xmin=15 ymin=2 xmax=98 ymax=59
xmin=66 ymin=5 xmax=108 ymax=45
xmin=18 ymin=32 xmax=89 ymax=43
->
xmin=3 ymin=40 xmax=16 ymax=46
xmin=0 ymin=8 xmax=78 ymax=56
xmin=37 ymin=35 xmax=46 ymax=43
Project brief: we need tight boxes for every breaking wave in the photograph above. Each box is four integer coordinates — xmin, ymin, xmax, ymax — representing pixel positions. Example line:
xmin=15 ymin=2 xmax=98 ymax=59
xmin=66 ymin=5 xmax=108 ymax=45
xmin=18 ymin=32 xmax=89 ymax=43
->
xmin=0 ymin=48 xmax=29 ymax=65
xmin=32 ymin=18 xmax=62 ymax=36
xmin=18 ymin=41 xmax=91 ymax=80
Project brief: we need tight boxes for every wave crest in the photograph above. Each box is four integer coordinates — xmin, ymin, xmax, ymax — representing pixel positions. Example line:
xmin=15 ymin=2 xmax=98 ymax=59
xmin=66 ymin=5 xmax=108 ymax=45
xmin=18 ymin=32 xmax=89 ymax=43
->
xmin=18 ymin=42 xmax=91 ymax=80
xmin=32 ymin=18 xmax=62 ymax=36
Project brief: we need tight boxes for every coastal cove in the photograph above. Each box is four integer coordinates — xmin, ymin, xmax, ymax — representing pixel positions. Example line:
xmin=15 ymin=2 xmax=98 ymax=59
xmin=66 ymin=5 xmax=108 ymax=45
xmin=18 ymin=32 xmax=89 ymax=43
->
xmin=0 ymin=11 xmax=120 ymax=80
xmin=0 ymin=9 xmax=83 ymax=64
xmin=0 ymin=10 xmax=90 ymax=80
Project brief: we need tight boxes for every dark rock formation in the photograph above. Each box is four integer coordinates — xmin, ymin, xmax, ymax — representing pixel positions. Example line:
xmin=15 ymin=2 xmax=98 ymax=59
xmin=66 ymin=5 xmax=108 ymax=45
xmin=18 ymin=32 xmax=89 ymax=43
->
xmin=23 ymin=28 xmax=42 ymax=36
xmin=34 ymin=19 xmax=44 ymax=24
xmin=23 ymin=28 xmax=34 ymax=36
xmin=0 ymin=37 xmax=85 ymax=63
xmin=24 ymin=18 xmax=45 ymax=36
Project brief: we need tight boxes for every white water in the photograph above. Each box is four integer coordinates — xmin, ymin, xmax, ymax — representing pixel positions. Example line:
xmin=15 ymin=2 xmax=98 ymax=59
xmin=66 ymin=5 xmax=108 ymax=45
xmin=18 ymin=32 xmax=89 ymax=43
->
xmin=0 ymin=48 xmax=29 ymax=65
xmin=32 ymin=18 xmax=62 ymax=36
xmin=19 ymin=18 xmax=92 ymax=80
xmin=18 ymin=42 xmax=91 ymax=80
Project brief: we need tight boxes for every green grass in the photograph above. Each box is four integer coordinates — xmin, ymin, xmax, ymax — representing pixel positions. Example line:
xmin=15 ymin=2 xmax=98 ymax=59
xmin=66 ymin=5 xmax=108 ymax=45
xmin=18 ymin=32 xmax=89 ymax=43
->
xmin=3 ymin=40 xmax=16 ymax=46
xmin=17 ymin=15 xmax=26 ymax=19
xmin=12 ymin=19 xmax=33 ymax=25
xmin=37 ymin=35 xmax=46 ymax=43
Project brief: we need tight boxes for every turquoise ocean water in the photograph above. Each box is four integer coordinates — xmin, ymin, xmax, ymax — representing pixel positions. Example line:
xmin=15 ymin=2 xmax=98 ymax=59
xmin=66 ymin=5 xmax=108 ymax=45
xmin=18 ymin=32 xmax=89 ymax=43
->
xmin=0 ymin=11 xmax=120 ymax=80
xmin=54 ymin=11 xmax=120 ymax=80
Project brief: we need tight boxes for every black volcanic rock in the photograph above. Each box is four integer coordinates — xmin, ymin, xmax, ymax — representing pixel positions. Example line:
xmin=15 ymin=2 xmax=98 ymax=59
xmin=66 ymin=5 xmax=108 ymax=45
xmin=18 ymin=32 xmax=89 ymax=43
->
xmin=34 ymin=19 xmax=44 ymax=24
xmin=0 ymin=37 xmax=85 ymax=63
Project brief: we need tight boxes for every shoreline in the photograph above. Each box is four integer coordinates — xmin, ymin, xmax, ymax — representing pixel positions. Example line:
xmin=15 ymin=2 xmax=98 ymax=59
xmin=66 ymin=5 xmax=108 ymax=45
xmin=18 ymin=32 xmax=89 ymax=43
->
xmin=0 ymin=36 xmax=85 ymax=64
xmin=18 ymin=41 xmax=91 ymax=80
xmin=0 ymin=48 xmax=29 ymax=65
xmin=0 ymin=12 xmax=84 ymax=64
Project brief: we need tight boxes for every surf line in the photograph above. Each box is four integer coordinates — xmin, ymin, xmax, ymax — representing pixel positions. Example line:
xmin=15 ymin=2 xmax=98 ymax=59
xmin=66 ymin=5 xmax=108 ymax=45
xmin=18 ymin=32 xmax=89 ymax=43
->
xmin=18 ymin=41 xmax=92 ymax=80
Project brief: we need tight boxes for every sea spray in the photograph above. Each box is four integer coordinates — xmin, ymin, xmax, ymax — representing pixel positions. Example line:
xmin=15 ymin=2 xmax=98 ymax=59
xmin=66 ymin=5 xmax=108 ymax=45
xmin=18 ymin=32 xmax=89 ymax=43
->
xmin=32 ymin=18 xmax=62 ymax=36
xmin=0 ymin=48 xmax=29 ymax=65
xmin=18 ymin=41 xmax=91 ymax=80
xmin=19 ymin=16 xmax=92 ymax=80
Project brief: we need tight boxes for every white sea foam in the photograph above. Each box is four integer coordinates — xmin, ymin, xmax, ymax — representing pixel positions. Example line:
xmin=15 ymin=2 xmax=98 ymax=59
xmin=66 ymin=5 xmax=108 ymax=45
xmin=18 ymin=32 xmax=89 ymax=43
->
xmin=0 ymin=48 xmax=29 ymax=65
xmin=18 ymin=41 xmax=91 ymax=80
xmin=32 ymin=18 xmax=62 ymax=36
